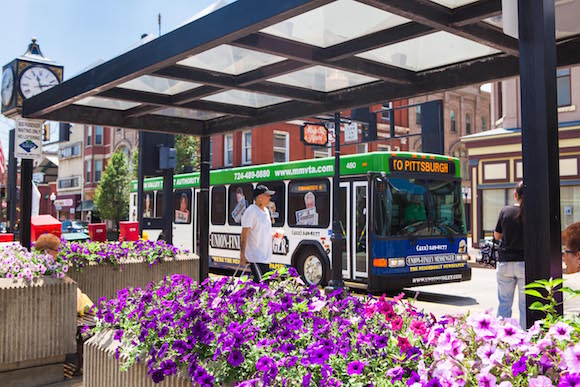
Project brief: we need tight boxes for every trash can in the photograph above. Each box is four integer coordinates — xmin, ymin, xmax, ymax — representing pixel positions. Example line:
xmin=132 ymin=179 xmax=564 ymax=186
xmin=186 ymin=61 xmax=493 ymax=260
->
xmin=119 ymin=221 xmax=139 ymax=242
xmin=31 ymin=215 xmax=62 ymax=242
xmin=88 ymin=223 xmax=107 ymax=242
xmin=0 ymin=233 xmax=14 ymax=242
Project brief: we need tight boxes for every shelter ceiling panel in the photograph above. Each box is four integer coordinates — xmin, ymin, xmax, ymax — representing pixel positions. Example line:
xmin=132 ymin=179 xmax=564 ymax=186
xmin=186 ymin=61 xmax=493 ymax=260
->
xmin=201 ymin=89 xmax=290 ymax=108
xmin=260 ymin=0 xmax=410 ymax=48
xmin=73 ymin=96 xmax=141 ymax=110
xmin=430 ymin=0 xmax=478 ymax=9
xmin=151 ymin=107 xmax=225 ymax=120
xmin=356 ymin=31 xmax=499 ymax=71
xmin=177 ymin=44 xmax=286 ymax=75
xmin=268 ymin=65 xmax=378 ymax=92
xmin=118 ymin=75 xmax=201 ymax=95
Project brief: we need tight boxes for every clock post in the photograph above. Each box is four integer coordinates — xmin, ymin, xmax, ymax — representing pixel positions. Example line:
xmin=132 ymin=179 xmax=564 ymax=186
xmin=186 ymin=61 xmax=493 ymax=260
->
xmin=1 ymin=38 xmax=63 ymax=248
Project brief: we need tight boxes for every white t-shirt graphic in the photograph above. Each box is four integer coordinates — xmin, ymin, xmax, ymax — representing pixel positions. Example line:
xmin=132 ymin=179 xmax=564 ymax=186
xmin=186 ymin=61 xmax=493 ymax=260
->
xmin=241 ymin=204 xmax=272 ymax=264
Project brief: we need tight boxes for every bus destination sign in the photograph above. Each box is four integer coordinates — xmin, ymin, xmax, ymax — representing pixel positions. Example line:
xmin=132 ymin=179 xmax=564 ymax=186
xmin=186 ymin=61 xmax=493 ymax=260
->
xmin=301 ymin=123 xmax=328 ymax=146
xmin=389 ymin=157 xmax=455 ymax=175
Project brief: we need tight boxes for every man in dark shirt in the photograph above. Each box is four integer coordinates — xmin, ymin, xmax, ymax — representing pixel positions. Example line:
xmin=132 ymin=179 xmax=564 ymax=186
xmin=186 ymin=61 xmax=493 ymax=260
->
xmin=494 ymin=181 xmax=525 ymax=329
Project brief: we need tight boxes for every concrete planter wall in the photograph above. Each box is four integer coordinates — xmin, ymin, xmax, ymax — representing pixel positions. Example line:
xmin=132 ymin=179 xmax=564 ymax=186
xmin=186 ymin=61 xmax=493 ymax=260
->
xmin=67 ymin=253 xmax=199 ymax=302
xmin=0 ymin=276 xmax=77 ymax=386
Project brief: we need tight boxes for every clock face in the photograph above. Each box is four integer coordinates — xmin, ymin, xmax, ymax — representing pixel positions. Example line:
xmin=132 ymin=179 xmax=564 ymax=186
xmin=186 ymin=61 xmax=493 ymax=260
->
xmin=1 ymin=67 xmax=14 ymax=106
xmin=19 ymin=66 xmax=59 ymax=99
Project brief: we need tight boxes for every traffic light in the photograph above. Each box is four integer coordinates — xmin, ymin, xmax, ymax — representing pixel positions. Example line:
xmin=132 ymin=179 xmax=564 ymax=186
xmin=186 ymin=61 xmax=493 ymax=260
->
xmin=351 ymin=107 xmax=377 ymax=142
xmin=59 ymin=123 xmax=71 ymax=142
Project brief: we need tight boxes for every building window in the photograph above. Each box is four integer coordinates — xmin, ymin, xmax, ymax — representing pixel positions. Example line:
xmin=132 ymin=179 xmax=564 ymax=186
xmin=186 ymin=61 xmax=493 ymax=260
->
xmin=95 ymin=126 xmax=103 ymax=145
xmin=87 ymin=126 xmax=92 ymax=145
xmin=557 ymin=68 xmax=571 ymax=107
xmin=224 ymin=134 xmax=233 ymax=166
xmin=242 ymin=130 xmax=252 ymax=165
xmin=450 ymin=110 xmax=456 ymax=132
xmin=356 ymin=143 xmax=368 ymax=154
xmin=95 ymin=160 xmax=103 ymax=182
xmin=394 ymin=146 xmax=401 ymax=151
xmin=86 ymin=160 xmax=91 ymax=183
xmin=57 ymin=177 xmax=80 ymax=189
xmin=415 ymin=106 xmax=421 ymax=125
xmin=59 ymin=143 xmax=81 ymax=158
xmin=273 ymin=131 xmax=289 ymax=163
xmin=382 ymin=101 xmax=393 ymax=121
xmin=481 ymin=116 xmax=487 ymax=131
xmin=378 ymin=144 xmax=391 ymax=152
xmin=313 ymin=147 xmax=331 ymax=158
xmin=465 ymin=113 xmax=471 ymax=134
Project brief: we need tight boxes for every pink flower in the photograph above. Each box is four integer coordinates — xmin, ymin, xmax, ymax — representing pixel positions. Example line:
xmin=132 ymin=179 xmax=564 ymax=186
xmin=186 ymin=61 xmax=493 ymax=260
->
xmin=548 ymin=322 xmax=572 ymax=342
xmin=391 ymin=317 xmax=403 ymax=331
xmin=467 ymin=313 xmax=498 ymax=339
xmin=476 ymin=344 xmax=505 ymax=365
xmin=410 ymin=320 xmax=427 ymax=336
xmin=528 ymin=376 xmax=553 ymax=387
xmin=564 ymin=343 xmax=580 ymax=373
xmin=475 ymin=371 xmax=497 ymax=387
xmin=498 ymin=323 xmax=525 ymax=347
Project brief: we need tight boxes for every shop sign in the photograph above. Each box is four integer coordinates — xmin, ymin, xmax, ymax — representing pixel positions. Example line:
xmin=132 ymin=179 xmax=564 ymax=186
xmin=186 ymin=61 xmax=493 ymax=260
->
xmin=301 ymin=123 xmax=328 ymax=146
xmin=344 ymin=122 xmax=358 ymax=143
xmin=54 ymin=198 xmax=74 ymax=207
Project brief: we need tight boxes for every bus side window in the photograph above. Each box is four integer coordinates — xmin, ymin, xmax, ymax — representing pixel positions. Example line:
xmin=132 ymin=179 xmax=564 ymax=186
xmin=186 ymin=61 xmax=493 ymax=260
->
xmin=174 ymin=189 xmax=192 ymax=224
xmin=211 ymin=186 xmax=226 ymax=225
xmin=228 ymin=183 xmax=253 ymax=226
xmin=265 ymin=181 xmax=285 ymax=227
xmin=288 ymin=179 xmax=330 ymax=228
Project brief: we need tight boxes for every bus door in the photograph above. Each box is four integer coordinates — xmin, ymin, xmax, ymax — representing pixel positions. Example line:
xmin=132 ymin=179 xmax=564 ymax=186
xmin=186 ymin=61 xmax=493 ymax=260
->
xmin=173 ymin=189 xmax=194 ymax=252
xmin=352 ymin=182 xmax=368 ymax=279
xmin=339 ymin=182 xmax=351 ymax=279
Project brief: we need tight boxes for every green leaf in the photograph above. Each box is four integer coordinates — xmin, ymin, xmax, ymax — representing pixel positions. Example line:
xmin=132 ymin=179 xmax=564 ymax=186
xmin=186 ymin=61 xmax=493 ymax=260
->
xmin=524 ymin=289 xmax=545 ymax=299
xmin=550 ymin=278 xmax=564 ymax=287
xmin=525 ymin=283 xmax=547 ymax=289
xmin=529 ymin=301 xmax=548 ymax=311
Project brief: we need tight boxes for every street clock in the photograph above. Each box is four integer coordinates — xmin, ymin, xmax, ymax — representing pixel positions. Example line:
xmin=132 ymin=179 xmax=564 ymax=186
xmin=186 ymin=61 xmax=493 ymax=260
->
xmin=1 ymin=38 xmax=63 ymax=118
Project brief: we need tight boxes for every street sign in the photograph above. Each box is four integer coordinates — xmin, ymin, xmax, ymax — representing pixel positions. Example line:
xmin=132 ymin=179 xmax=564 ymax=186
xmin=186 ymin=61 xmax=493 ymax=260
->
xmin=325 ymin=122 xmax=335 ymax=144
xmin=15 ymin=119 xmax=43 ymax=160
xmin=344 ymin=122 xmax=358 ymax=143
xmin=300 ymin=123 xmax=328 ymax=146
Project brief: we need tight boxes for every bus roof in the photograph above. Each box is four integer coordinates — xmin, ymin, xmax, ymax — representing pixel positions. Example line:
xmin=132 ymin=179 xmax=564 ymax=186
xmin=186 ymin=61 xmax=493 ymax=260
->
xmin=130 ymin=151 xmax=461 ymax=192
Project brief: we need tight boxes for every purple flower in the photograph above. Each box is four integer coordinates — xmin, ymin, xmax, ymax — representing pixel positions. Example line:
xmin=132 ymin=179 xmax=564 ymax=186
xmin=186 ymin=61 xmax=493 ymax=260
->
xmin=511 ymin=355 xmax=527 ymax=377
xmin=113 ymin=329 xmax=124 ymax=341
xmin=228 ymin=350 xmax=244 ymax=367
xmin=426 ymin=378 xmax=443 ymax=387
xmin=347 ymin=360 xmax=365 ymax=375
xmin=386 ymin=367 xmax=404 ymax=381
xmin=549 ymin=322 xmax=572 ymax=341
xmin=256 ymin=356 xmax=276 ymax=373
xmin=559 ymin=373 xmax=580 ymax=387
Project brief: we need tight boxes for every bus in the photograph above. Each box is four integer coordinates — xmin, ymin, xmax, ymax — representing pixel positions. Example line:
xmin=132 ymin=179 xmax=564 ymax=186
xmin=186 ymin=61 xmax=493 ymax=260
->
xmin=129 ymin=151 xmax=471 ymax=292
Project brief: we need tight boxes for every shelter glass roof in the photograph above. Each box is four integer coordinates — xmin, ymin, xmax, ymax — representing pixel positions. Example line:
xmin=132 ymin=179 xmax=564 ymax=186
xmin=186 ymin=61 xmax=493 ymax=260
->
xmin=429 ymin=0 xmax=478 ymax=8
xmin=152 ymin=107 xmax=225 ymax=120
xmin=260 ymin=0 xmax=409 ymax=48
xmin=74 ymin=97 xmax=141 ymax=110
xmin=118 ymin=75 xmax=201 ymax=95
xmin=268 ymin=65 xmax=378 ymax=92
xmin=177 ymin=44 xmax=286 ymax=75
xmin=356 ymin=31 xmax=500 ymax=71
xmin=201 ymin=89 xmax=290 ymax=108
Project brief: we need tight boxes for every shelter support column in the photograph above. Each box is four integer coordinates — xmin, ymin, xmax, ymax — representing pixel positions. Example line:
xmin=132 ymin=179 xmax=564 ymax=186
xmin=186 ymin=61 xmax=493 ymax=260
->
xmin=20 ymin=159 xmax=32 ymax=249
xmin=327 ymin=112 xmax=344 ymax=290
xmin=518 ymin=0 xmax=562 ymax=324
xmin=199 ymin=135 xmax=210 ymax=282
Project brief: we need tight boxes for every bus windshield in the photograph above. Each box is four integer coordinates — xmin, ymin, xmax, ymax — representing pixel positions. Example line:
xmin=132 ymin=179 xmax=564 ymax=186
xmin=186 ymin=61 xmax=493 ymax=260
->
xmin=374 ymin=177 xmax=466 ymax=237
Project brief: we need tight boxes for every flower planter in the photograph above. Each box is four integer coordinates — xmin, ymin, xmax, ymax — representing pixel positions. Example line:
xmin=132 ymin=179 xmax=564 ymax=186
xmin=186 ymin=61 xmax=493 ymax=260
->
xmin=67 ymin=253 xmax=199 ymax=302
xmin=0 ymin=276 xmax=77 ymax=386
xmin=84 ymin=330 xmax=192 ymax=387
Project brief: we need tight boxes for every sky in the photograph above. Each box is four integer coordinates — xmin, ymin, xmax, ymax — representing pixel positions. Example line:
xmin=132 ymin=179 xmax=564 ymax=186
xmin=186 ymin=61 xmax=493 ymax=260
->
xmin=0 ymin=0 xmax=221 ymax=159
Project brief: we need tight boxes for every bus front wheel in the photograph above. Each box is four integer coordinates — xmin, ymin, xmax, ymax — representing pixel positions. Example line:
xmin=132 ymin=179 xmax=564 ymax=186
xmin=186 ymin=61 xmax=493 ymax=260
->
xmin=297 ymin=248 xmax=328 ymax=287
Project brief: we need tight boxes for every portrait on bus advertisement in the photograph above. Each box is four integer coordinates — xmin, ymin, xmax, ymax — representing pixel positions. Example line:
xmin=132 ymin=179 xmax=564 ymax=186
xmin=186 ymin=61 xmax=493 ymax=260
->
xmin=174 ymin=190 xmax=191 ymax=224
xmin=228 ymin=184 xmax=252 ymax=225
xmin=288 ymin=180 xmax=330 ymax=228
xmin=143 ymin=193 xmax=152 ymax=218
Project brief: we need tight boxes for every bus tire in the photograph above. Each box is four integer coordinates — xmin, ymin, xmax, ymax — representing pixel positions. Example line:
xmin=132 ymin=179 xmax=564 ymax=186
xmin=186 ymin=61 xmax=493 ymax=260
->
xmin=296 ymin=248 xmax=328 ymax=287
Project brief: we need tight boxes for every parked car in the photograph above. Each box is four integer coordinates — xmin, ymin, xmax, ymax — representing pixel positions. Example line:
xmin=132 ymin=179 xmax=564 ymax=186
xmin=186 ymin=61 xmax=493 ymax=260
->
xmin=62 ymin=220 xmax=89 ymax=234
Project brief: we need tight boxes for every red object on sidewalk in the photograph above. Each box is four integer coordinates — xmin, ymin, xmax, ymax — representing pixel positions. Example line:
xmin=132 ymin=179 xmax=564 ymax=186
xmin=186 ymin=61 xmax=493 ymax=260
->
xmin=31 ymin=215 xmax=62 ymax=242
xmin=0 ymin=233 xmax=14 ymax=242
xmin=119 ymin=221 xmax=139 ymax=242
xmin=88 ymin=223 xmax=107 ymax=242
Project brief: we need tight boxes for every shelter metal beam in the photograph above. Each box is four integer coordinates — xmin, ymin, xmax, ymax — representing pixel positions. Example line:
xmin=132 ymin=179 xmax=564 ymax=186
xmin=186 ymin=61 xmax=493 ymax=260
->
xmin=36 ymin=104 xmax=205 ymax=135
xmin=451 ymin=0 xmax=502 ymax=27
xmin=22 ymin=0 xmax=333 ymax=118
xmin=357 ymin=0 xmax=519 ymax=56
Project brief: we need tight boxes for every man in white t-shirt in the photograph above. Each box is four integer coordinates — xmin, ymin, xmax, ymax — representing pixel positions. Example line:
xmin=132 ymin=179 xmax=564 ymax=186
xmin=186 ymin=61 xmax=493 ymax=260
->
xmin=240 ymin=185 xmax=275 ymax=282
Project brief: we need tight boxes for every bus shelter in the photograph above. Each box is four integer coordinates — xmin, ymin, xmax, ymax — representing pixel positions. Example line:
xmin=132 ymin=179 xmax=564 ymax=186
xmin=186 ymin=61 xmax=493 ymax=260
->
xmin=20 ymin=0 xmax=580 ymax=323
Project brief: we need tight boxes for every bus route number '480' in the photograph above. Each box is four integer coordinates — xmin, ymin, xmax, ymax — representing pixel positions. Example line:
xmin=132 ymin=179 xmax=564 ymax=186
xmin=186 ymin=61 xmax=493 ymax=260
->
xmin=346 ymin=162 xmax=356 ymax=170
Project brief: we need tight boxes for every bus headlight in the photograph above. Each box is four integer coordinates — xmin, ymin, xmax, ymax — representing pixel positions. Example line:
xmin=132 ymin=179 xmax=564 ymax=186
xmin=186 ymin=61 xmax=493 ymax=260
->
xmin=388 ymin=258 xmax=406 ymax=268
xmin=456 ymin=254 xmax=469 ymax=262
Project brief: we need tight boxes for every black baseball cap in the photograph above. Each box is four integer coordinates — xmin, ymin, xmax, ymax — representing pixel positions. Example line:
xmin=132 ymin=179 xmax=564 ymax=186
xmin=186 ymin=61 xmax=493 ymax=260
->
xmin=253 ymin=185 xmax=275 ymax=199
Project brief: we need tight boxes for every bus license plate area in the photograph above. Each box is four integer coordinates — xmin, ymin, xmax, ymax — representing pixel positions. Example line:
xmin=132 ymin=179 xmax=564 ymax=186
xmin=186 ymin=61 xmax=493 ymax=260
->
xmin=406 ymin=254 xmax=456 ymax=266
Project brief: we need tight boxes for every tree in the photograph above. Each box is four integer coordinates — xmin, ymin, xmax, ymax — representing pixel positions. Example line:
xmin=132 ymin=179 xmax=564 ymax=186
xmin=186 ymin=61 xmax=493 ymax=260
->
xmin=175 ymin=135 xmax=199 ymax=173
xmin=131 ymin=148 xmax=139 ymax=180
xmin=94 ymin=150 xmax=130 ymax=230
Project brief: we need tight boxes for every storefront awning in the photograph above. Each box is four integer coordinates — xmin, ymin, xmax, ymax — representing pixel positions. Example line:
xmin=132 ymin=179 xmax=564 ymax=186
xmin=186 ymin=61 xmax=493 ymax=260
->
xmin=76 ymin=200 xmax=96 ymax=212
xmin=21 ymin=0 xmax=580 ymax=135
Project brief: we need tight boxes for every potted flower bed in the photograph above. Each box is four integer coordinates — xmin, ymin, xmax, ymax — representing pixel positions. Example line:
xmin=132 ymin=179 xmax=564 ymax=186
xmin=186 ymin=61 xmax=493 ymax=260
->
xmin=0 ymin=244 xmax=76 ymax=386
xmin=64 ymin=240 xmax=198 ymax=302
xmin=84 ymin=270 xmax=580 ymax=387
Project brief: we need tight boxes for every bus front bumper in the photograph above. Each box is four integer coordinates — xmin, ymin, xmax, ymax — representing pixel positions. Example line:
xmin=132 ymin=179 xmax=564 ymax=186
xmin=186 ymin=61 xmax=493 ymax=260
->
xmin=369 ymin=266 xmax=472 ymax=293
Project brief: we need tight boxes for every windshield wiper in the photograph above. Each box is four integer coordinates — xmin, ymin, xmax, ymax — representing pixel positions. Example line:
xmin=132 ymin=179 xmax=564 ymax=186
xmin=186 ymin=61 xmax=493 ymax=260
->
xmin=434 ymin=220 xmax=456 ymax=243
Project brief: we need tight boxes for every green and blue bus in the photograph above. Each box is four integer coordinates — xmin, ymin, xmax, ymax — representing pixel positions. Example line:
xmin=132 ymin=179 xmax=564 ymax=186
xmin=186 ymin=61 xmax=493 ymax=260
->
xmin=130 ymin=151 xmax=471 ymax=292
